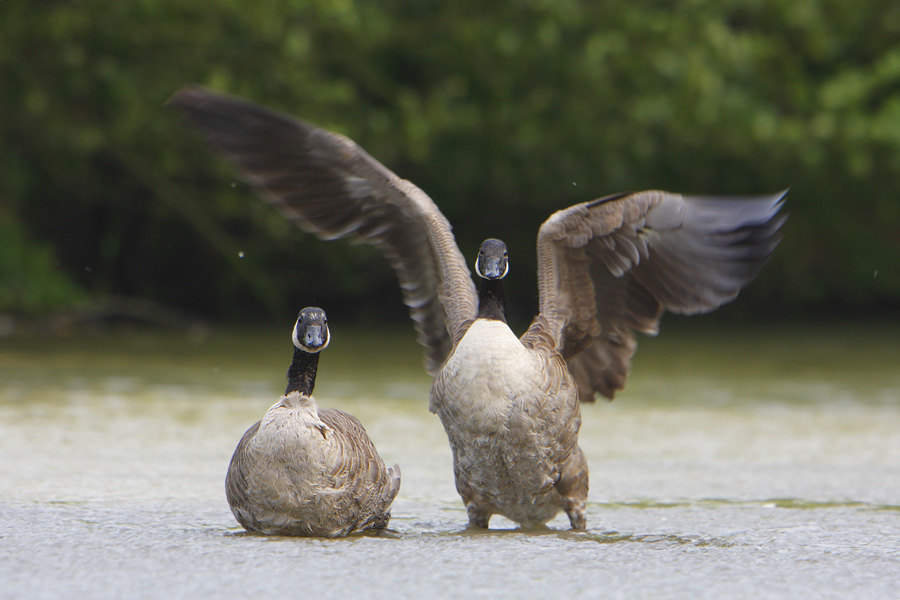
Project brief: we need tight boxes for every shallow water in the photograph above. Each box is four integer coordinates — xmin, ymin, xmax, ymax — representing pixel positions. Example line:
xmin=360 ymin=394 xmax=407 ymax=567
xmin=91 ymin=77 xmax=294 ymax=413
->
xmin=1 ymin=321 xmax=898 ymax=599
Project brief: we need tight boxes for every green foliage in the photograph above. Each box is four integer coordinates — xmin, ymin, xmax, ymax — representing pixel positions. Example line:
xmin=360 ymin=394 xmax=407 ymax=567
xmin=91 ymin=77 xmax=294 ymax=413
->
xmin=2 ymin=0 xmax=899 ymax=322
xmin=0 ymin=214 xmax=87 ymax=315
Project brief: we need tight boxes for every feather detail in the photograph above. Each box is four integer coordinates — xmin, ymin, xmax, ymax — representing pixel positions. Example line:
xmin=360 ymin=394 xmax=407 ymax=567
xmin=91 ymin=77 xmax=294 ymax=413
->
xmin=528 ymin=189 xmax=786 ymax=401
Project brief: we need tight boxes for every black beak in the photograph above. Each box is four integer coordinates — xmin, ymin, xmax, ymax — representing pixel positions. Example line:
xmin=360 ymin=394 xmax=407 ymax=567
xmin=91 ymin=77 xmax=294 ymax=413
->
xmin=482 ymin=256 xmax=506 ymax=279
xmin=304 ymin=325 xmax=326 ymax=349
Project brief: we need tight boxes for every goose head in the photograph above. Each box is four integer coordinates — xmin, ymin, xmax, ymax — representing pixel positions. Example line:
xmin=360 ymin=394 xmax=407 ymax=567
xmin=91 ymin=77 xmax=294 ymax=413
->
xmin=292 ymin=307 xmax=330 ymax=353
xmin=475 ymin=238 xmax=509 ymax=280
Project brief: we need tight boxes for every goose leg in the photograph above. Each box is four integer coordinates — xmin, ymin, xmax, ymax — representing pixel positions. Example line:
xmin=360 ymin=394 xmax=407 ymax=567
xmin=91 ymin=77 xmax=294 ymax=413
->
xmin=565 ymin=503 xmax=587 ymax=530
xmin=453 ymin=449 xmax=495 ymax=528
xmin=370 ymin=511 xmax=392 ymax=530
xmin=466 ymin=502 xmax=494 ymax=529
xmin=556 ymin=446 xmax=589 ymax=531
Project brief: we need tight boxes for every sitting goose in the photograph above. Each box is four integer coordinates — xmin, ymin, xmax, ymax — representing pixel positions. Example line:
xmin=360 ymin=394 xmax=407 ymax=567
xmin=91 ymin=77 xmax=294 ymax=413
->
xmin=225 ymin=307 xmax=401 ymax=537
xmin=171 ymin=87 xmax=785 ymax=530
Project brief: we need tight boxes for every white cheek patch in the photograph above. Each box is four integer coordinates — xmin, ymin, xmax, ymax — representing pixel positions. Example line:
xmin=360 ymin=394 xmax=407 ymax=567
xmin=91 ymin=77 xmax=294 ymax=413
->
xmin=474 ymin=255 xmax=509 ymax=279
xmin=292 ymin=322 xmax=302 ymax=349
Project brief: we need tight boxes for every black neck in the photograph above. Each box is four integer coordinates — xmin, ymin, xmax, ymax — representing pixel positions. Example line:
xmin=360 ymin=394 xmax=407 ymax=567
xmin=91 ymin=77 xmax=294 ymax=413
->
xmin=285 ymin=346 xmax=319 ymax=396
xmin=477 ymin=278 xmax=507 ymax=323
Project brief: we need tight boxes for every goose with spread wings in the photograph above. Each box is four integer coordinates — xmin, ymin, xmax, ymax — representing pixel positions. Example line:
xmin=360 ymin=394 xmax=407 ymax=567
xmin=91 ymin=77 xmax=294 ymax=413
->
xmin=170 ymin=86 xmax=785 ymax=530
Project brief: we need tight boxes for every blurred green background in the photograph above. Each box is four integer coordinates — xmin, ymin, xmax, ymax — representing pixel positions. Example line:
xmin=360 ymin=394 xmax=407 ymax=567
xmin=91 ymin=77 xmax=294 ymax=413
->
xmin=2 ymin=0 xmax=899 ymax=332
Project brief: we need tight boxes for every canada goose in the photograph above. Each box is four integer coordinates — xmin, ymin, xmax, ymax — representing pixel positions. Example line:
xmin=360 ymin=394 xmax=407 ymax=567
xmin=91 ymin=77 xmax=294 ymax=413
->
xmin=171 ymin=87 xmax=785 ymax=530
xmin=225 ymin=307 xmax=401 ymax=537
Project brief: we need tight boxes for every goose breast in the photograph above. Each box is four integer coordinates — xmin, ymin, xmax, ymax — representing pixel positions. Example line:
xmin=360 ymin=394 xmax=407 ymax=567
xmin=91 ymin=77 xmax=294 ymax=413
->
xmin=431 ymin=320 xmax=581 ymax=516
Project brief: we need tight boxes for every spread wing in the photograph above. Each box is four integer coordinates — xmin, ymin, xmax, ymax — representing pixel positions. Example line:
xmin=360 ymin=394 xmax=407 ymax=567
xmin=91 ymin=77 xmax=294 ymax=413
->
xmin=168 ymin=86 xmax=477 ymax=374
xmin=522 ymin=190 xmax=786 ymax=401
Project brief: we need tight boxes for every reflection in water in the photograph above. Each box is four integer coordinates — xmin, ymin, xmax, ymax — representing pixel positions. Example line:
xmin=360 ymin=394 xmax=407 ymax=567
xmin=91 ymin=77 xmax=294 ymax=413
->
xmin=1 ymin=323 xmax=899 ymax=598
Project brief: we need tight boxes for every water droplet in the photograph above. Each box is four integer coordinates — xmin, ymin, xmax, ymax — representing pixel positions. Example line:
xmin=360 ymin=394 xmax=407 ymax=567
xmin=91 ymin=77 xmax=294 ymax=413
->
xmin=231 ymin=182 xmax=237 ymax=188
xmin=874 ymin=270 xmax=878 ymax=278
xmin=238 ymin=251 xmax=245 ymax=258
xmin=572 ymin=182 xmax=577 ymax=186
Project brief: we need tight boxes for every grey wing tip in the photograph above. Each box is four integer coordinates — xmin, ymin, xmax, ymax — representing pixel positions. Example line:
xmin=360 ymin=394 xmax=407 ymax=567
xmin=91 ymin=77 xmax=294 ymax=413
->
xmin=165 ymin=85 xmax=248 ymax=136
xmin=762 ymin=187 xmax=790 ymax=204
xmin=692 ymin=188 xmax=788 ymax=207
xmin=762 ymin=188 xmax=790 ymax=221
xmin=165 ymin=84 xmax=224 ymax=111
xmin=165 ymin=84 xmax=315 ymax=137
xmin=689 ymin=189 xmax=789 ymax=237
xmin=741 ymin=192 xmax=790 ymax=258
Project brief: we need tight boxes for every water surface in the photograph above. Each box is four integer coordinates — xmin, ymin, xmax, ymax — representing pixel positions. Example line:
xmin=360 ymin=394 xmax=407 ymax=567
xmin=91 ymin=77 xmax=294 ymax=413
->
xmin=1 ymin=321 xmax=898 ymax=599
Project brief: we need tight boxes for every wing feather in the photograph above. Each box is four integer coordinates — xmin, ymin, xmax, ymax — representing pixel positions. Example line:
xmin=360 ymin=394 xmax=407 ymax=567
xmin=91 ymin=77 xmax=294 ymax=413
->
xmin=319 ymin=408 xmax=401 ymax=523
xmin=168 ymin=86 xmax=477 ymax=373
xmin=527 ymin=190 xmax=786 ymax=401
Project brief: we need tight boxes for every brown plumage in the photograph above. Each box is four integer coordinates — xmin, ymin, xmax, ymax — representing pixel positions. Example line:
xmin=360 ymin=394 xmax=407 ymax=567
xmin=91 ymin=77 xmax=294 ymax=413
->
xmin=172 ymin=87 xmax=785 ymax=529
xmin=225 ymin=307 xmax=400 ymax=537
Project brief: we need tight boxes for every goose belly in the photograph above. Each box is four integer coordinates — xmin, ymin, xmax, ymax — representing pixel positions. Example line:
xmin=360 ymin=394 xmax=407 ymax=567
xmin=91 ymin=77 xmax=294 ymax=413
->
xmin=431 ymin=320 xmax=581 ymax=523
